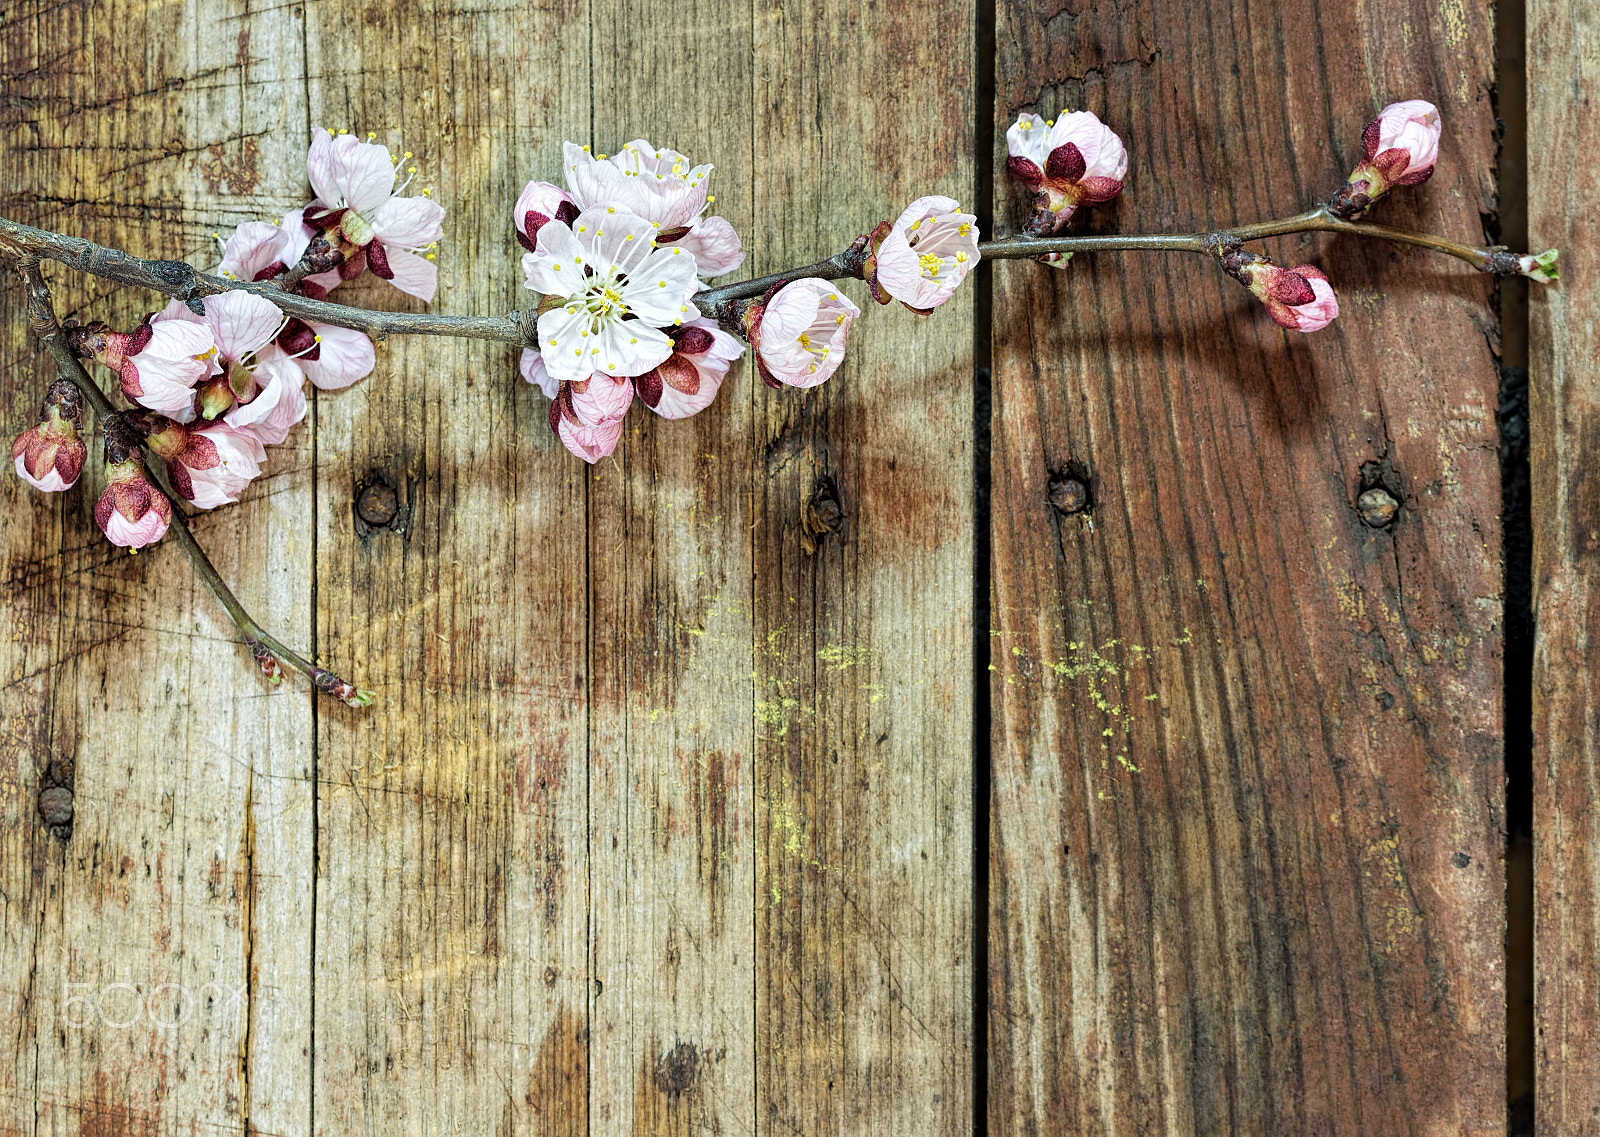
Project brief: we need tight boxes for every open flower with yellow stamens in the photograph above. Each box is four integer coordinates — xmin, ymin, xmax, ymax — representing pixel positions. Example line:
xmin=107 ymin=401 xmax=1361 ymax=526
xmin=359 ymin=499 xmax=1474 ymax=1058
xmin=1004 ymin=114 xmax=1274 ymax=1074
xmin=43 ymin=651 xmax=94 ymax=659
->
xmin=745 ymin=279 xmax=862 ymax=389
xmin=562 ymin=140 xmax=744 ymax=278
xmin=865 ymin=195 xmax=980 ymax=312
xmin=523 ymin=205 xmax=701 ymax=385
xmin=304 ymin=127 xmax=446 ymax=300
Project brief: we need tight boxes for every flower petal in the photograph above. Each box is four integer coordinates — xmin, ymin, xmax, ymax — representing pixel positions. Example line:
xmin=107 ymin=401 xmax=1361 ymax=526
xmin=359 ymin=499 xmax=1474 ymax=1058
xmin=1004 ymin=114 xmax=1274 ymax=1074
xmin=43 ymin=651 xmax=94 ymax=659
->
xmin=204 ymin=291 xmax=286 ymax=359
xmin=618 ymin=245 xmax=700 ymax=325
xmin=311 ymin=129 xmax=398 ymax=213
xmin=376 ymin=244 xmax=438 ymax=301
xmin=676 ymin=215 xmax=745 ymax=277
xmin=371 ymin=195 xmax=445 ymax=248
xmin=524 ymin=220 xmax=590 ymax=296
xmin=217 ymin=221 xmax=292 ymax=281
xmin=520 ymin=347 xmax=559 ymax=399
xmin=298 ymin=323 xmax=377 ymax=390
xmin=537 ymin=305 xmax=598 ymax=384
xmin=224 ymin=358 xmax=306 ymax=446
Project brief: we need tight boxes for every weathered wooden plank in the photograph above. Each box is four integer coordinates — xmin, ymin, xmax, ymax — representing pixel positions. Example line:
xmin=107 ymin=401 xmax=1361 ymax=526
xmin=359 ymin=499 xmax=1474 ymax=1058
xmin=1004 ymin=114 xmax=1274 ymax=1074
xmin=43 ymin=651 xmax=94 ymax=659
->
xmin=584 ymin=2 xmax=759 ymax=1131
xmin=751 ymin=4 xmax=975 ymax=1132
xmin=989 ymin=2 xmax=1505 ymax=1133
xmin=1529 ymin=1 xmax=1600 ymax=1130
xmin=304 ymin=0 xmax=593 ymax=1132
xmin=0 ymin=0 xmax=315 ymax=1133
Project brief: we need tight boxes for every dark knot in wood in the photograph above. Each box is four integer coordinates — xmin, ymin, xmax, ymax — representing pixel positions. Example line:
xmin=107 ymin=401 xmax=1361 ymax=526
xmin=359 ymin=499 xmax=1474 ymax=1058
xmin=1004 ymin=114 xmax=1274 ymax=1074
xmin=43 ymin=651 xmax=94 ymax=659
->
xmin=1357 ymin=487 xmax=1400 ymax=528
xmin=356 ymin=480 xmax=400 ymax=526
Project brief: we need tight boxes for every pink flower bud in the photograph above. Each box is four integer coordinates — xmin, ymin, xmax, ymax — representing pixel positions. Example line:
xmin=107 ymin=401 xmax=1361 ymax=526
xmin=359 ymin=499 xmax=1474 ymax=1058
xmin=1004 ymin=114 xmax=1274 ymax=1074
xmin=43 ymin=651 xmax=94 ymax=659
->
xmin=143 ymin=417 xmax=266 ymax=509
xmin=77 ymin=316 xmax=215 ymax=423
xmin=1240 ymin=261 xmax=1341 ymax=332
xmin=1331 ymin=100 xmax=1442 ymax=218
xmin=634 ymin=318 xmax=744 ymax=420
xmin=94 ymin=419 xmax=171 ymax=550
xmin=11 ymin=380 xmax=87 ymax=492
xmin=513 ymin=180 xmax=579 ymax=252
xmin=747 ymin=280 xmax=862 ymax=389
xmin=865 ymin=196 xmax=980 ymax=312
xmin=547 ymin=384 xmax=626 ymax=464
xmin=1006 ymin=110 xmax=1128 ymax=235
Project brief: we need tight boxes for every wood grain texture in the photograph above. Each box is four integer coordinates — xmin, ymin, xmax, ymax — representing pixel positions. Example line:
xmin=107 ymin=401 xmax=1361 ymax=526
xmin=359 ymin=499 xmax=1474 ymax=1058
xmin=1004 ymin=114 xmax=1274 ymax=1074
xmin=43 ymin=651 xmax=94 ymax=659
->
xmin=585 ymin=3 xmax=758 ymax=1132
xmin=0 ymin=0 xmax=315 ymax=1133
xmin=1529 ymin=0 xmax=1600 ymax=1130
xmin=304 ymin=0 xmax=592 ymax=1132
xmin=751 ymin=4 xmax=975 ymax=1133
xmin=988 ymin=2 xmax=1506 ymax=1134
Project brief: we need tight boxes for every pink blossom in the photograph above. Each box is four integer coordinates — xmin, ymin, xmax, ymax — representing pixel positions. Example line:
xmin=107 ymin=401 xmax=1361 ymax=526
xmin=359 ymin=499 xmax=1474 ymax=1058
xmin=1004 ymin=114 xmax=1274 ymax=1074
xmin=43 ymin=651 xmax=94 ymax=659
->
xmin=514 ymin=181 xmax=579 ymax=251
xmin=273 ymin=317 xmax=376 ymax=390
xmin=1006 ymin=110 xmax=1128 ymax=234
xmin=555 ymin=414 xmax=624 ymax=464
xmin=11 ymin=380 xmax=86 ymax=492
xmin=304 ymin=128 xmax=446 ymax=300
xmin=216 ymin=221 xmax=293 ymax=282
xmin=634 ymin=318 xmax=744 ymax=420
xmin=142 ymin=417 xmax=265 ymax=509
xmin=79 ymin=316 xmax=214 ymax=423
xmin=749 ymin=280 xmax=862 ymax=389
xmin=224 ymin=358 xmax=308 ymax=446
xmin=866 ymin=195 xmax=980 ymax=312
xmin=94 ymin=428 xmax=171 ymax=550
xmin=562 ymin=140 xmax=745 ymax=277
xmin=1242 ymin=262 xmax=1341 ymax=332
xmin=524 ymin=206 xmax=701 ymax=384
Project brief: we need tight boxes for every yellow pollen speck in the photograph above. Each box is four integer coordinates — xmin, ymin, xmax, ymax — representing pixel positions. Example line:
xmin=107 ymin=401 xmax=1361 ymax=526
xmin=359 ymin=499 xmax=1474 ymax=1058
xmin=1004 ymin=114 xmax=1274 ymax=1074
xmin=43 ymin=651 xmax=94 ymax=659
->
xmin=679 ymin=305 xmax=687 ymax=312
xmin=404 ymin=151 xmax=413 ymax=159
xmin=607 ymin=207 xmax=615 ymax=213
xmin=574 ymin=256 xmax=582 ymax=263
xmin=549 ymin=340 xmax=557 ymax=346
xmin=598 ymin=154 xmax=607 ymax=160
xmin=591 ymin=348 xmax=598 ymax=354
xmin=799 ymin=333 xmax=811 ymax=345
xmin=707 ymin=195 xmax=716 ymax=203
xmin=827 ymin=293 xmax=837 ymax=300
xmin=630 ymin=337 xmax=637 ymax=343
xmin=553 ymin=264 xmax=561 ymax=271
xmin=809 ymin=363 xmax=817 ymax=373
xmin=835 ymin=314 xmax=845 ymax=324
xmin=574 ymin=349 xmax=582 ymax=355
xmin=659 ymin=281 xmax=666 ymax=287
xmin=582 ymin=145 xmax=591 ymax=152
xmin=625 ymin=234 xmax=635 ymax=241
xmin=1045 ymin=119 xmax=1054 ymax=126
xmin=408 ymin=166 xmax=417 ymax=174
xmin=367 ymin=131 xmax=376 ymax=140
xmin=1021 ymin=121 xmax=1031 ymax=131
xmin=314 ymin=334 xmax=322 ymax=342
xmin=421 ymin=188 xmax=431 ymax=196
xmin=956 ymin=252 xmax=967 ymax=262
xmin=578 ymin=225 xmax=586 ymax=232
xmin=425 ymin=253 xmax=435 ymax=261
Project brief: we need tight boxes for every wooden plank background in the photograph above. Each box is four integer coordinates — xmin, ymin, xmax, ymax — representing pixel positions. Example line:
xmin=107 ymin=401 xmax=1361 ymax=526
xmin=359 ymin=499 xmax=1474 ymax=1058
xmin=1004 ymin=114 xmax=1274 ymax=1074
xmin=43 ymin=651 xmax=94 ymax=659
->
xmin=0 ymin=0 xmax=973 ymax=1133
xmin=1529 ymin=0 xmax=1600 ymax=1130
xmin=987 ymin=0 xmax=1508 ymax=1133
xmin=2 ymin=0 xmax=1587 ymax=1133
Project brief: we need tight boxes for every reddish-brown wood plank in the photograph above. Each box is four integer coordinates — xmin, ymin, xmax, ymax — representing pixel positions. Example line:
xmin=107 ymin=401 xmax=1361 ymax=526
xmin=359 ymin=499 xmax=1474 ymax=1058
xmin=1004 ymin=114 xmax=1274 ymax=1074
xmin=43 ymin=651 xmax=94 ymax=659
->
xmin=1529 ymin=1 xmax=1600 ymax=1130
xmin=989 ymin=2 xmax=1506 ymax=1132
